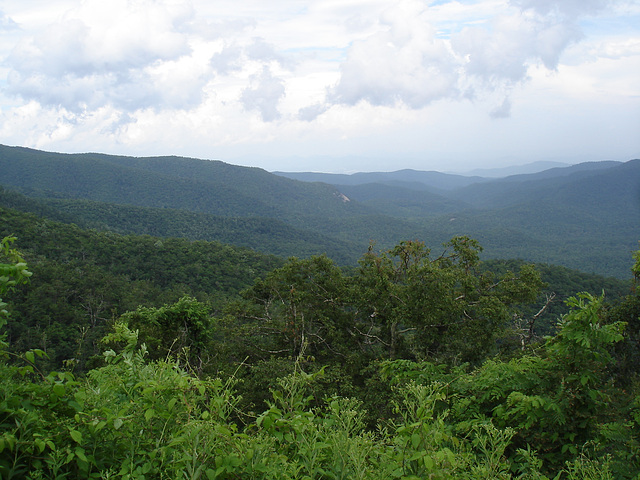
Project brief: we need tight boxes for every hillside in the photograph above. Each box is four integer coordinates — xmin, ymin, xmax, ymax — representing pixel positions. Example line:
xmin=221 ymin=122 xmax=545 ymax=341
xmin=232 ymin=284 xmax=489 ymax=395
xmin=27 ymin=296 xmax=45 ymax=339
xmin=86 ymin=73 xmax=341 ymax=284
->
xmin=2 ymin=208 xmax=638 ymax=479
xmin=1 ymin=144 xmax=638 ymax=277
xmin=0 ymin=187 xmax=361 ymax=264
xmin=0 ymin=145 xmax=370 ymax=221
xmin=0 ymin=144 xmax=426 ymax=256
xmin=277 ymin=160 xmax=640 ymax=277
xmin=326 ymin=183 xmax=468 ymax=219
xmin=0 ymin=202 xmax=631 ymax=370
xmin=445 ymin=160 xmax=630 ymax=209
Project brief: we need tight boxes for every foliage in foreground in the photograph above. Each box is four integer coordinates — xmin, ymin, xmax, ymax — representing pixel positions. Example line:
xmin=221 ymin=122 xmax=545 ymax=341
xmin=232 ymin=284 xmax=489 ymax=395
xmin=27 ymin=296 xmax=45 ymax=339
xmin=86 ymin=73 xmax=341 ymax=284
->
xmin=1 ymin=237 xmax=639 ymax=478
xmin=1 ymin=320 xmax=635 ymax=479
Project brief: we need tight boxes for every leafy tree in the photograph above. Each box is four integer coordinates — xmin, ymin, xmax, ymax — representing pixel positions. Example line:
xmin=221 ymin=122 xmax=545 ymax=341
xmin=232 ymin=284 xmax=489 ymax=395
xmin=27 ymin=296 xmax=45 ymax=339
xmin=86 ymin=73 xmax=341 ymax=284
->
xmin=0 ymin=234 xmax=634 ymax=479
xmin=235 ymin=255 xmax=355 ymax=363
xmin=354 ymin=237 xmax=544 ymax=363
xmin=121 ymin=296 xmax=214 ymax=372
xmin=605 ymin=243 xmax=640 ymax=394
xmin=0 ymin=237 xmax=32 ymax=350
xmin=381 ymin=291 xmax=636 ymax=475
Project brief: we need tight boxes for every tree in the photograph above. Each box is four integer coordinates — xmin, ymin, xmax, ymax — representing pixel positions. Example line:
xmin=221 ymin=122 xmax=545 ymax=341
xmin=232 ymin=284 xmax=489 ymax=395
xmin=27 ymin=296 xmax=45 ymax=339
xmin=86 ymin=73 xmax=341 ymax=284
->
xmin=236 ymin=255 xmax=355 ymax=363
xmin=632 ymin=242 xmax=640 ymax=282
xmin=121 ymin=296 xmax=213 ymax=372
xmin=0 ymin=236 xmax=32 ymax=351
xmin=234 ymin=237 xmax=544 ymax=367
xmin=353 ymin=237 xmax=544 ymax=363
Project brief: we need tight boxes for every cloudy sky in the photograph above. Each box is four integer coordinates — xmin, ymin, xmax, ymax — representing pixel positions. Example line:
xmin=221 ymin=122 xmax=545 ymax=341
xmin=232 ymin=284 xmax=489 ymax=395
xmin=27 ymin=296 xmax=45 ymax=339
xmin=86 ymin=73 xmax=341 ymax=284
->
xmin=0 ymin=0 xmax=638 ymax=173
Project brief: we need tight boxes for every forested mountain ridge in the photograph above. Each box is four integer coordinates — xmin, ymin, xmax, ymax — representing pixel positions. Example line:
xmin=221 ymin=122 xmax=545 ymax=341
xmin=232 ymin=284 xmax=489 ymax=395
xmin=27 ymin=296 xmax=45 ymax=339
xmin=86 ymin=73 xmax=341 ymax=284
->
xmin=277 ymin=159 xmax=640 ymax=277
xmin=445 ymin=159 xmax=637 ymax=209
xmin=1 ymin=201 xmax=631 ymax=370
xmin=0 ymin=204 xmax=285 ymax=369
xmin=0 ymin=187 xmax=362 ymax=264
xmin=0 ymin=152 xmax=638 ymax=477
xmin=0 ymin=144 xmax=371 ymax=220
xmin=1 ymin=144 xmax=638 ymax=277
xmin=274 ymin=160 xmax=622 ymax=191
xmin=463 ymin=160 xmax=569 ymax=177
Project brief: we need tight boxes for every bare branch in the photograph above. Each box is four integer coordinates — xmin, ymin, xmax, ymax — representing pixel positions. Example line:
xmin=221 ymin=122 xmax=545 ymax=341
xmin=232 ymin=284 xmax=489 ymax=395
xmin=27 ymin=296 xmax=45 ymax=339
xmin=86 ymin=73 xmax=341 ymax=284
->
xmin=397 ymin=327 xmax=417 ymax=334
xmin=352 ymin=325 xmax=390 ymax=346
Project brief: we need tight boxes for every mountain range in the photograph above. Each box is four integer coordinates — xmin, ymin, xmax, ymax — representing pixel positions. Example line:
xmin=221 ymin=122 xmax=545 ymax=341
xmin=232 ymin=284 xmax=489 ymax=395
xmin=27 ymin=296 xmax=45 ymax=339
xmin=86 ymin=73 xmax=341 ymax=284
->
xmin=1 ymin=144 xmax=638 ymax=278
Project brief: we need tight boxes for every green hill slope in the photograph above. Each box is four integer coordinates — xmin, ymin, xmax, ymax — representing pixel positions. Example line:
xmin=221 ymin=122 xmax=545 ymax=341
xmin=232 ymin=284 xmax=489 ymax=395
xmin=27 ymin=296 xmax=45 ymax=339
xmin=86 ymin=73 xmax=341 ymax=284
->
xmin=274 ymin=168 xmax=486 ymax=190
xmin=0 ymin=145 xmax=370 ymax=220
xmin=1 ymin=144 xmax=638 ymax=277
xmin=445 ymin=160 xmax=629 ymax=209
xmin=0 ymin=186 xmax=360 ymax=264
xmin=334 ymin=183 xmax=469 ymax=218
xmin=0 ymin=204 xmax=286 ymax=368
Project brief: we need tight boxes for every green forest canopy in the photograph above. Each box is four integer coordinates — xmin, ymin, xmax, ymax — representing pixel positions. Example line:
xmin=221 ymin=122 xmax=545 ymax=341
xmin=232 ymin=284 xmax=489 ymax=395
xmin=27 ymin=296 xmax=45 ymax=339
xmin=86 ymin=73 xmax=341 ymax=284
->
xmin=1 ymin=228 xmax=640 ymax=478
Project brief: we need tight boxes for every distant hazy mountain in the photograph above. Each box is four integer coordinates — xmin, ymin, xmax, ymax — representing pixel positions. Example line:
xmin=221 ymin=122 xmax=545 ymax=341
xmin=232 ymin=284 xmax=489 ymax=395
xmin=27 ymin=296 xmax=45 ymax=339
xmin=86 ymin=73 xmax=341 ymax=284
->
xmin=446 ymin=161 xmax=630 ymax=209
xmin=460 ymin=161 xmax=572 ymax=178
xmin=273 ymin=169 xmax=486 ymax=191
xmin=1 ymin=144 xmax=638 ymax=278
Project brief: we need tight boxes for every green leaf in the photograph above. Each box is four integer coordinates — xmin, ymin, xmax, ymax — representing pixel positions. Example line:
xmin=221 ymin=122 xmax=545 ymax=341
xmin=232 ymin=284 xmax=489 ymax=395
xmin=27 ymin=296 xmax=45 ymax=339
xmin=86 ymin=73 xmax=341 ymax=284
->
xmin=205 ymin=469 xmax=217 ymax=480
xmin=423 ymin=455 xmax=434 ymax=471
xmin=409 ymin=451 xmax=426 ymax=461
xmin=145 ymin=408 xmax=155 ymax=421
xmin=411 ymin=432 xmax=421 ymax=449
xmin=69 ymin=429 xmax=83 ymax=444
xmin=75 ymin=447 xmax=88 ymax=463
xmin=34 ymin=438 xmax=46 ymax=454
xmin=113 ymin=418 xmax=123 ymax=430
xmin=53 ymin=383 xmax=66 ymax=397
xmin=25 ymin=350 xmax=34 ymax=364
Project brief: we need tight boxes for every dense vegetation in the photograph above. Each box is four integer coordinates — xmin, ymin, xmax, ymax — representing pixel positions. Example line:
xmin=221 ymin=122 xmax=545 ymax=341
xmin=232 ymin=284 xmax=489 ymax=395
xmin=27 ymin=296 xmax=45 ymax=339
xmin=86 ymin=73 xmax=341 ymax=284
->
xmin=0 ymin=204 xmax=630 ymax=374
xmin=1 ymin=220 xmax=639 ymax=477
xmin=1 ymin=145 xmax=638 ymax=277
xmin=0 ymin=187 xmax=360 ymax=264
xmin=1 ymin=145 xmax=639 ymax=477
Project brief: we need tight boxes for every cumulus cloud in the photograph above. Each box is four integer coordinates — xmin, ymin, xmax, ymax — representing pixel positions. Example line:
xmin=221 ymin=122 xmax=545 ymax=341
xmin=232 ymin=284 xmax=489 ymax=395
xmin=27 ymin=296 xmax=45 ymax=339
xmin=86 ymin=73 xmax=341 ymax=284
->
xmin=298 ymin=103 xmax=328 ymax=122
xmin=240 ymin=66 xmax=286 ymax=122
xmin=4 ymin=0 xmax=202 ymax=112
xmin=325 ymin=1 xmax=460 ymax=110
xmin=0 ymin=10 xmax=18 ymax=30
xmin=210 ymin=44 xmax=245 ymax=75
xmin=246 ymin=37 xmax=292 ymax=67
xmin=453 ymin=13 xmax=582 ymax=83
xmin=0 ymin=0 xmax=634 ymax=161
xmin=304 ymin=0 xmax=616 ymax=120
xmin=211 ymin=37 xmax=291 ymax=75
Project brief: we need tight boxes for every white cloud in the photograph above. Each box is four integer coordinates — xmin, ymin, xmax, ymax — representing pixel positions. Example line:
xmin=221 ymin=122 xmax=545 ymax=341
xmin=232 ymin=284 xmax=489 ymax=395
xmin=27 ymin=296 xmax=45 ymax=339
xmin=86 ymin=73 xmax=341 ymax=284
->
xmin=453 ymin=11 xmax=582 ymax=82
xmin=309 ymin=0 xmax=631 ymax=119
xmin=240 ymin=66 xmax=286 ymax=122
xmin=595 ymin=37 xmax=640 ymax=59
xmin=489 ymin=96 xmax=511 ymax=118
xmin=330 ymin=2 xmax=460 ymax=108
xmin=4 ymin=0 xmax=196 ymax=111
xmin=0 ymin=0 xmax=637 ymax=171
xmin=510 ymin=0 xmax=611 ymax=19
xmin=0 ymin=10 xmax=18 ymax=30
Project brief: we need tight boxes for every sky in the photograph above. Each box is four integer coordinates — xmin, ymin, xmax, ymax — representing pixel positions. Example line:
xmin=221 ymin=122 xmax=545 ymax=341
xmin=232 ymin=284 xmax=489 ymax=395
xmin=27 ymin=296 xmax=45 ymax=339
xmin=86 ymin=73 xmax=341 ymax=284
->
xmin=0 ymin=0 xmax=638 ymax=173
